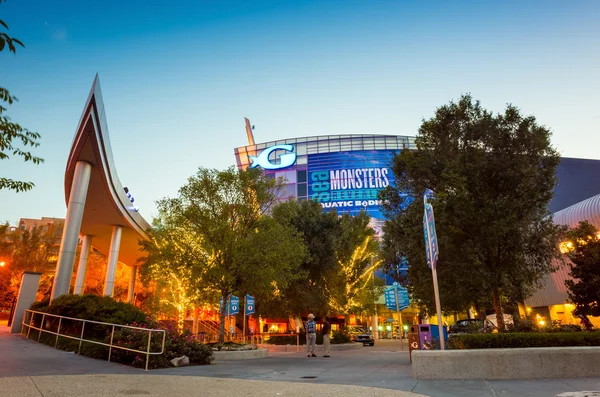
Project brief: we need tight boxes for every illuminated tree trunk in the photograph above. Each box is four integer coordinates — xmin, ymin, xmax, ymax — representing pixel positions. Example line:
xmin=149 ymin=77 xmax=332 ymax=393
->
xmin=492 ymin=287 xmax=505 ymax=331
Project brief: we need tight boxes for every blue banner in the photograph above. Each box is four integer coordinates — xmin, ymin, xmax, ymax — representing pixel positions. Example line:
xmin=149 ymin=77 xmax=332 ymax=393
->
xmin=245 ymin=294 xmax=255 ymax=316
xmin=219 ymin=295 xmax=240 ymax=315
xmin=423 ymin=200 xmax=439 ymax=269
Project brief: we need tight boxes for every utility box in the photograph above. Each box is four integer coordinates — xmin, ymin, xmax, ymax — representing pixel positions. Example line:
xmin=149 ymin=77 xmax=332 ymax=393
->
xmin=408 ymin=325 xmax=420 ymax=362
xmin=430 ymin=325 xmax=448 ymax=348
xmin=418 ymin=324 xmax=433 ymax=350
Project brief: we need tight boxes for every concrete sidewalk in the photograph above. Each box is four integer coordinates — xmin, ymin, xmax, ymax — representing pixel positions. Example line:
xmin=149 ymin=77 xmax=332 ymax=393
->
xmin=0 ymin=374 xmax=427 ymax=397
xmin=2 ymin=325 xmax=600 ymax=397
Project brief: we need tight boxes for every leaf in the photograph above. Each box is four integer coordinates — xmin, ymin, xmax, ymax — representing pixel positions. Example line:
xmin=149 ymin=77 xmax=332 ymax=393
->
xmin=0 ymin=19 xmax=8 ymax=30
xmin=12 ymin=37 xmax=23 ymax=47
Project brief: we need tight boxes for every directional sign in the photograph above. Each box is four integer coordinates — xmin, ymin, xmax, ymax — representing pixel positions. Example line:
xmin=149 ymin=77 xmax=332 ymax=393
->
xmin=385 ymin=285 xmax=410 ymax=311
xmin=245 ymin=294 xmax=255 ymax=316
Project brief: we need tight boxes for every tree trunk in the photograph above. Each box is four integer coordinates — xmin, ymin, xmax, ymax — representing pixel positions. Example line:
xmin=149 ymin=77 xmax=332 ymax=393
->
xmin=492 ymin=287 xmax=505 ymax=331
xmin=218 ymin=293 xmax=228 ymax=344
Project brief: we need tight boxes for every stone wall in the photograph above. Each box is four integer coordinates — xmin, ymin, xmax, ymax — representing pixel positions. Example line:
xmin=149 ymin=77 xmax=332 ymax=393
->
xmin=412 ymin=347 xmax=600 ymax=379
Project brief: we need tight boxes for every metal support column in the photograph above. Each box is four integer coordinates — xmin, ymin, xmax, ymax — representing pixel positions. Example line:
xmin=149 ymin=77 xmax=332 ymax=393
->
xmin=51 ymin=161 xmax=92 ymax=301
xmin=127 ymin=265 xmax=137 ymax=303
xmin=74 ymin=235 xmax=93 ymax=294
xmin=103 ymin=226 xmax=122 ymax=296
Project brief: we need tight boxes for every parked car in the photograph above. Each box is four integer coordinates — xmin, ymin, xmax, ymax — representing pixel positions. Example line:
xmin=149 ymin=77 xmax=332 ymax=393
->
xmin=347 ymin=326 xmax=375 ymax=346
xmin=448 ymin=319 xmax=497 ymax=335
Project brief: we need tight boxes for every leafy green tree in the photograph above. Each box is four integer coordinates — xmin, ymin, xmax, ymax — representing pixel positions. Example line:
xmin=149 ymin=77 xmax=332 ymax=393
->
xmin=0 ymin=223 xmax=62 ymax=306
xmin=270 ymin=201 xmax=381 ymax=321
xmin=1 ymin=1 xmax=43 ymax=193
xmin=562 ymin=221 xmax=600 ymax=317
xmin=269 ymin=200 xmax=340 ymax=316
xmin=380 ymin=95 xmax=562 ymax=329
xmin=140 ymin=167 xmax=306 ymax=342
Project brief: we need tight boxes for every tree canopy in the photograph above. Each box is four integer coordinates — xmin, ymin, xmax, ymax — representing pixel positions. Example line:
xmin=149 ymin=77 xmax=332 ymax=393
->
xmin=270 ymin=200 xmax=380 ymax=319
xmin=1 ymin=1 xmax=43 ymax=193
xmin=140 ymin=167 xmax=307 ymax=340
xmin=562 ymin=221 xmax=600 ymax=317
xmin=380 ymin=95 xmax=563 ymax=329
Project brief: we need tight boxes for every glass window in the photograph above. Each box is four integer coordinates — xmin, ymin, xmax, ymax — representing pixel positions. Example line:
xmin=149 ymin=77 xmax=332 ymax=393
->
xmin=296 ymin=144 xmax=307 ymax=155
xmin=297 ymin=183 xmax=307 ymax=196
xmin=297 ymin=170 xmax=307 ymax=183
xmin=297 ymin=156 xmax=308 ymax=165
xmin=328 ymin=140 xmax=341 ymax=152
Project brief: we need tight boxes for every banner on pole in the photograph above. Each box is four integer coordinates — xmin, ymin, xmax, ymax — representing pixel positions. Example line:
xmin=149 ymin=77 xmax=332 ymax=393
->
xmin=219 ymin=295 xmax=240 ymax=315
xmin=246 ymin=294 xmax=255 ymax=315
xmin=424 ymin=200 xmax=439 ymax=269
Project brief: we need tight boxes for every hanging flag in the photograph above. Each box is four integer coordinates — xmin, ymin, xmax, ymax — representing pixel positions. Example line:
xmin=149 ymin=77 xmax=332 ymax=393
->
xmin=423 ymin=199 xmax=439 ymax=269
xmin=246 ymin=294 xmax=255 ymax=316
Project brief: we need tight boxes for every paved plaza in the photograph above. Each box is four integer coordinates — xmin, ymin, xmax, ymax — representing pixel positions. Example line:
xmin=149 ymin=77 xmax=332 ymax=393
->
xmin=1 ymin=324 xmax=600 ymax=397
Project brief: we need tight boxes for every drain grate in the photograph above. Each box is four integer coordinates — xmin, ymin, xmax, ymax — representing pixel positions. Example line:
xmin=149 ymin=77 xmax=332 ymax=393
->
xmin=301 ymin=376 xmax=318 ymax=379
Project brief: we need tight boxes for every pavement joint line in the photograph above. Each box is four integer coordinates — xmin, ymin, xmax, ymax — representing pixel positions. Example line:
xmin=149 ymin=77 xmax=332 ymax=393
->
xmin=560 ymin=378 xmax=583 ymax=391
xmin=29 ymin=375 xmax=44 ymax=397
xmin=485 ymin=379 xmax=498 ymax=397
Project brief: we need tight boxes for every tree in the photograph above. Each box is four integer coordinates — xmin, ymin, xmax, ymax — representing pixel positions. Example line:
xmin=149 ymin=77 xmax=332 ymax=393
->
xmin=140 ymin=220 xmax=219 ymax=332
xmin=1 ymin=1 xmax=43 ymax=193
xmin=380 ymin=95 xmax=563 ymax=329
xmin=140 ymin=167 xmax=306 ymax=342
xmin=0 ymin=223 xmax=62 ymax=306
xmin=561 ymin=221 xmax=600 ymax=318
xmin=326 ymin=235 xmax=382 ymax=319
xmin=269 ymin=200 xmax=340 ymax=317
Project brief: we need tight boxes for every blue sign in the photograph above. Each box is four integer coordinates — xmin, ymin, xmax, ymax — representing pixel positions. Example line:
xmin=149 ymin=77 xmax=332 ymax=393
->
xmin=245 ymin=294 xmax=255 ymax=316
xmin=249 ymin=144 xmax=297 ymax=170
xmin=307 ymin=150 xmax=400 ymax=219
xmin=385 ymin=284 xmax=410 ymax=311
xmin=423 ymin=199 xmax=439 ymax=269
xmin=219 ymin=295 xmax=240 ymax=315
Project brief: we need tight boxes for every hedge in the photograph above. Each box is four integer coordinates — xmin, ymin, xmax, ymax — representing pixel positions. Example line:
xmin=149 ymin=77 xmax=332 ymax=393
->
xmin=266 ymin=330 xmax=351 ymax=345
xmin=448 ymin=331 xmax=600 ymax=349
xmin=28 ymin=295 xmax=213 ymax=368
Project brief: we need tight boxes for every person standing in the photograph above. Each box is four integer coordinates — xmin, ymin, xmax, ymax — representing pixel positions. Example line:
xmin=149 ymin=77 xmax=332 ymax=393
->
xmin=322 ymin=316 xmax=331 ymax=357
xmin=306 ymin=314 xmax=317 ymax=357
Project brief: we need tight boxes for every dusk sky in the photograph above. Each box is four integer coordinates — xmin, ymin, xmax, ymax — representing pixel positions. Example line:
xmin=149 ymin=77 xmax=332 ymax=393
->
xmin=1 ymin=0 xmax=599 ymax=225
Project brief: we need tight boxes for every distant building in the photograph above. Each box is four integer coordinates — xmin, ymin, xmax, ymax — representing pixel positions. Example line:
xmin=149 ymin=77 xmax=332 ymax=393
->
xmin=15 ymin=217 xmax=65 ymax=238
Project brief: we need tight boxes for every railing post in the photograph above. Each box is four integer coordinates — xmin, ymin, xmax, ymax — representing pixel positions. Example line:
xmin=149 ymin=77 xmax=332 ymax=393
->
xmin=78 ymin=321 xmax=86 ymax=354
xmin=108 ymin=325 xmax=115 ymax=362
xmin=38 ymin=314 xmax=45 ymax=342
xmin=55 ymin=317 xmax=62 ymax=348
xmin=297 ymin=333 xmax=299 ymax=353
xmin=145 ymin=331 xmax=152 ymax=371
xmin=26 ymin=311 xmax=34 ymax=339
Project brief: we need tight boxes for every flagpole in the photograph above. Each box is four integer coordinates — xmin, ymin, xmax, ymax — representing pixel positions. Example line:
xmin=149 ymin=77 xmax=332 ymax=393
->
xmin=394 ymin=287 xmax=404 ymax=350
xmin=424 ymin=194 xmax=445 ymax=350
xmin=227 ymin=294 xmax=231 ymax=342
xmin=243 ymin=295 xmax=247 ymax=344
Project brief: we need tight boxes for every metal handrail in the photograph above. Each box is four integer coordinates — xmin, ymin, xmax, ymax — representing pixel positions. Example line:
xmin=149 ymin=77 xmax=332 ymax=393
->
xmin=21 ymin=309 xmax=166 ymax=370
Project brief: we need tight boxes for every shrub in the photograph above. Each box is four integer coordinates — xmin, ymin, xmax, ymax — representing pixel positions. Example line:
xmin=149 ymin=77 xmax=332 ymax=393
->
xmin=266 ymin=330 xmax=352 ymax=345
xmin=27 ymin=295 xmax=212 ymax=368
xmin=331 ymin=330 xmax=351 ymax=344
xmin=448 ymin=331 xmax=600 ymax=349
xmin=31 ymin=294 xmax=149 ymax=325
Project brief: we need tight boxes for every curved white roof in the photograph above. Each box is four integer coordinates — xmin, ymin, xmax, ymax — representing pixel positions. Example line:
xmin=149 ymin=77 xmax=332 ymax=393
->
xmin=65 ymin=75 xmax=151 ymax=266
xmin=553 ymin=193 xmax=600 ymax=229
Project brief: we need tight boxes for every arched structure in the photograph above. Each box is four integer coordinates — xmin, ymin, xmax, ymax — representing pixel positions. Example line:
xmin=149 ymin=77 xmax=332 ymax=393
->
xmin=51 ymin=76 xmax=151 ymax=302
